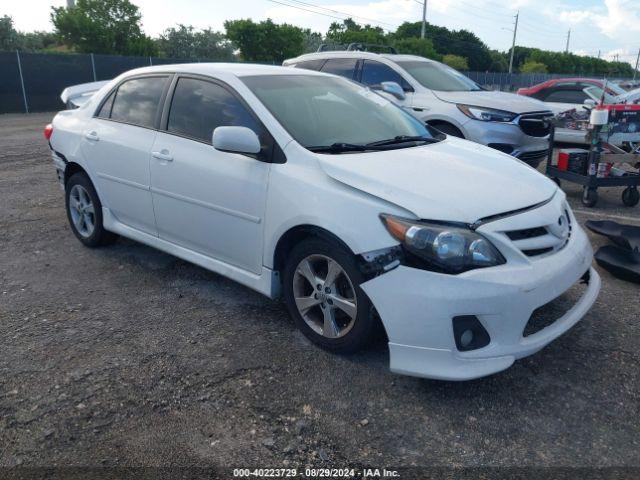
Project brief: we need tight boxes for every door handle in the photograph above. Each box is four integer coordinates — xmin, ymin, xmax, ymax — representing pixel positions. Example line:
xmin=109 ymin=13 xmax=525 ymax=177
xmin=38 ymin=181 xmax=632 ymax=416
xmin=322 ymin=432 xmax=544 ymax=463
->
xmin=85 ymin=131 xmax=99 ymax=141
xmin=152 ymin=150 xmax=173 ymax=162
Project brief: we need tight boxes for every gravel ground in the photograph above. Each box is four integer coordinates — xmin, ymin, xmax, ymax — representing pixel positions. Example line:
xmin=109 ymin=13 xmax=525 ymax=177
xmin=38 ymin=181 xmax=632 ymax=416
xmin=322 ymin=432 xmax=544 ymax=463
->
xmin=1 ymin=112 xmax=639 ymax=475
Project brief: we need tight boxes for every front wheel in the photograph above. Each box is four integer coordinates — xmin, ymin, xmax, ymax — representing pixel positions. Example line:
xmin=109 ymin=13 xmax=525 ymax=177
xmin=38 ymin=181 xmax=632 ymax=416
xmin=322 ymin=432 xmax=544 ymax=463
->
xmin=282 ymin=238 xmax=378 ymax=353
xmin=65 ymin=172 xmax=118 ymax=247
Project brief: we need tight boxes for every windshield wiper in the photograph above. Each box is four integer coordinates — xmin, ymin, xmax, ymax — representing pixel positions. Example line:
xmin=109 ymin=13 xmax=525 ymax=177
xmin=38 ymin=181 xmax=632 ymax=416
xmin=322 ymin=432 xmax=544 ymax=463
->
xmin=365 ymin=135 xmax=440 ymax=147
xmin=308 ymin=142 xmax=373 ymax=153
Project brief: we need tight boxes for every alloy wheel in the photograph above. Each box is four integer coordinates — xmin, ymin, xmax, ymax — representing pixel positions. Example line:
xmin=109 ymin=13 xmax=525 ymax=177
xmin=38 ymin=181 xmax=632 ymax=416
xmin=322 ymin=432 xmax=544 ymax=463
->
xmin=68 ymin=184 xmax=96 ymax=238
xmin=292 ymin=254 xmax=358 ymax=339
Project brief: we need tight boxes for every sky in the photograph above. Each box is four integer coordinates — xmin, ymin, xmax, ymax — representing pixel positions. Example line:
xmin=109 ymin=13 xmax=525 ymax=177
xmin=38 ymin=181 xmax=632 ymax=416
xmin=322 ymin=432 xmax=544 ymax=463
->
xmin=3 ymin=0 xmax=639 ymax=66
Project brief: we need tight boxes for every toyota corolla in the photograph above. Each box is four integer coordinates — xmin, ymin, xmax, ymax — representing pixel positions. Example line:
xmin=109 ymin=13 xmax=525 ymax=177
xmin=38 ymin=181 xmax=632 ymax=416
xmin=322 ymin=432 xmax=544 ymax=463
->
xmin=46 ymin=64 xmax=600 ymax=380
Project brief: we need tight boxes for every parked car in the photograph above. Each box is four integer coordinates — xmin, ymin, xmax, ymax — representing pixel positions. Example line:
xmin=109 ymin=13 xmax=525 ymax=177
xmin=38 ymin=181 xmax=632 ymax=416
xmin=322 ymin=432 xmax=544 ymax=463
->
xmin=46 ymin=63 xmax=600 ymax=380
xmin=518 ymin=78 xmax=632 ymax=145
xmin=283 ymin=51 xmax=553 ymax=168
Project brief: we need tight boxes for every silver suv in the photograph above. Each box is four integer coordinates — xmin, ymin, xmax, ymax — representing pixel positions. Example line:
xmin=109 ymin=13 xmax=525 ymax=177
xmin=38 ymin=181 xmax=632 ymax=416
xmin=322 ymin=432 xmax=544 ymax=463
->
xmin=284 ymin=50 xmax=553 ymax=168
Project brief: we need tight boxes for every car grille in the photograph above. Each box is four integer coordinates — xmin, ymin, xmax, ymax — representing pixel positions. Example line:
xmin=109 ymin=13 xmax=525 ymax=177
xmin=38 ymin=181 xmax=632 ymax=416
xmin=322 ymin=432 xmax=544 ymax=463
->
xmin=518 ymin=112 xmax=553 ymax=137
xmin=517 ymin=149 xmax=548 ymax=162
xmin=503 ymin=209 xmax=572 ymax=258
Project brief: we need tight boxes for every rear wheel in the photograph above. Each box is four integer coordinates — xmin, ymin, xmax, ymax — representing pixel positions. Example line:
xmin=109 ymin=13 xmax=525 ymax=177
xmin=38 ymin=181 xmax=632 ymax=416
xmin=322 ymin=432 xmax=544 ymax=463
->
xmin=282 ymin=238 xmax=377 ymax=353
xmin=65 ymin=172 xmax=117 ymax=247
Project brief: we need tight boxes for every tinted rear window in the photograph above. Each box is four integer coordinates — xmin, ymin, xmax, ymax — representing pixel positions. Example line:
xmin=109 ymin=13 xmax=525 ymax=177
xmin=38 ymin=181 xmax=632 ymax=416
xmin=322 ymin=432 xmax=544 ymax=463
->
xmin=320 ymin=58 xmax=358 ymax=80
xmin=110 ymin=76 xmax=168 ymax=128
xmin=293 ymin=59 xmax=326 ymax=71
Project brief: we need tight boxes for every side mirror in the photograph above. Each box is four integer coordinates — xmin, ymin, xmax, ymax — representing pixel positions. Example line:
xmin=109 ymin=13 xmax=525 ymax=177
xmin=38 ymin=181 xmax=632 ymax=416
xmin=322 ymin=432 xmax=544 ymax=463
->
xmin=583 ymin=99 xmax=597 ymax=109
xmin=380 ymin=81 xmax=406 ymax=100
xmin=212 ymin=126 xmax=261 ymax=155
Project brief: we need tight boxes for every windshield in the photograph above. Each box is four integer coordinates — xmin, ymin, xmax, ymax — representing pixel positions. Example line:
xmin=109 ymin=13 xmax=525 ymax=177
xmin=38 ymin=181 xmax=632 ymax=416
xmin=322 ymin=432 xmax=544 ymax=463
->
xmin=241 ymin=75 xmax=436 ymax=151
xmin=395 ymin=60 xmax=481 ymax=92
xmin=585 ymin=86 xmax=617 ymax=104
xmin=608 ymin=82 xmax=626 ymax=96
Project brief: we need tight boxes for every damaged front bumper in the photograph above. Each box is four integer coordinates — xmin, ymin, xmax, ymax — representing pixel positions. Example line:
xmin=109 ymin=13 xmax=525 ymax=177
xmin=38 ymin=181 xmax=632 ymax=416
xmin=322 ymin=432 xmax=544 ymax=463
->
xmin=361 ymin=210 xmax=600 ymax=381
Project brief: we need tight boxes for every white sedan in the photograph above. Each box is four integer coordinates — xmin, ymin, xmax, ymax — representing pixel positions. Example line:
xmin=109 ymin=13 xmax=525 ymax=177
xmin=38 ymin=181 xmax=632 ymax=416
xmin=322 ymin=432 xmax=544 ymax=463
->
xmin=46 ymin=63 xmax=600 ymax=380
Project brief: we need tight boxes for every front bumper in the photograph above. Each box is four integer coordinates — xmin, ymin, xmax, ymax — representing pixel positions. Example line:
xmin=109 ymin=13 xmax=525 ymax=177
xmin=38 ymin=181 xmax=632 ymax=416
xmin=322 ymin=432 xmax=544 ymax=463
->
xmin=361 ymin=211 xmax=600 ymax=381
xmin=461 ymin=119 xmax=549 ymax=164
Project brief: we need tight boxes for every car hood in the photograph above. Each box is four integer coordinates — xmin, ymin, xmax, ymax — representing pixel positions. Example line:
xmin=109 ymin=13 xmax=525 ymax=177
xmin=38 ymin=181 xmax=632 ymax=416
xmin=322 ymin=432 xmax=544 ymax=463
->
xmin=316 ymin=137 xmax=557 ymax=223
xmin=430 ymin=90 xmax=549 ymax=114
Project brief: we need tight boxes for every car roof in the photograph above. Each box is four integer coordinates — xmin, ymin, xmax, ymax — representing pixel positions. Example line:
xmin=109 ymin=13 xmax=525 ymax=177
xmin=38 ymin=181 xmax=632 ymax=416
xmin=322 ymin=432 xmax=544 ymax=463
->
xmin=524 ymin=77 xmax=604 ymax=93
xmin=284 ymin=51 xmax=435 ymax=64
xmin=119 ymin=62 xmax=328 ymax=79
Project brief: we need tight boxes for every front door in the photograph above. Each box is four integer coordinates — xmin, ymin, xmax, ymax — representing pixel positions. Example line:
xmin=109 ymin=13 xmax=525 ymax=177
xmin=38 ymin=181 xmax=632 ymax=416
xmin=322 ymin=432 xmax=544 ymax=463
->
xmin=149 ymin=76 xmax=271 ymax=274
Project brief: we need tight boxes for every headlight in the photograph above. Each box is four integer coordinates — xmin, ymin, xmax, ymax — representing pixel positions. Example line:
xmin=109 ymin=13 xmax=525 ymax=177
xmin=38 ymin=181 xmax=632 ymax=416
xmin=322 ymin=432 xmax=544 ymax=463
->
xmin=380 ymin=214 xmax=505 ymax=273
xmin=457 ymin=104 xmax=517 ymax=123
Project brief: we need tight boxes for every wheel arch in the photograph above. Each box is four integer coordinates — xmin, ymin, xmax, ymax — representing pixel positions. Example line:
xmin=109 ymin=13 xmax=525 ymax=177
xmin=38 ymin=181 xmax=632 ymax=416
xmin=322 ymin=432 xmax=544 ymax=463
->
xmin=64 ymin=161 xmax=89 ymax=186
xmin=273 ymin=224 xmax=354 ymax=274
xmin=427 ymin=120 xmax=465 ymax=138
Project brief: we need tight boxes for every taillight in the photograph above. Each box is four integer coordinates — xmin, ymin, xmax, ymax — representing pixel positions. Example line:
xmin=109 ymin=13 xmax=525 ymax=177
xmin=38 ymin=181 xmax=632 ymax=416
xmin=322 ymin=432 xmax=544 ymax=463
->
xmin=44 ymin=123 xmax=53 ymax=140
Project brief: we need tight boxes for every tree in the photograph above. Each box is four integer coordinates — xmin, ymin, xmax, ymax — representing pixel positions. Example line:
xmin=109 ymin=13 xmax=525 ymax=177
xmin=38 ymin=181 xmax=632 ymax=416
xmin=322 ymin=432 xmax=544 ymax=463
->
xmin=158 ymin=25 xmax=235 ymax=60
xmin=392 ymin=37 xmax=439 ymax=60
xmin=520 ymin=60 xmax=548 ymax=73
xmin=442 ymin=54 xmax=469 ymax=70
xmin=0 ymin=15 xmax=19 ymax=50
xmin=224 ymin=19 xmax=304 ymax=63
xmin=302 ymin=29 xmax=323 ymax=53
xmin=394 ymin=22 xmax=492 ymax=70
xmin=50 ymin=0 xmax=156 ymax=55
xmin=325 ymin=18 xmax=386 ymax=47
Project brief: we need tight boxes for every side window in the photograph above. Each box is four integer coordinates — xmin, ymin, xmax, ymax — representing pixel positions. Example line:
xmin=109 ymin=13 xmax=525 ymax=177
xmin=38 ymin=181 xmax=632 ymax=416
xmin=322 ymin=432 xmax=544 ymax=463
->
xmin=167 ymin=77 xmax=262 ymax=144
xmin=96 ymin=91 xmax=115 ymax=118
xmin=110 ymin=76 xmax=168 ymax=128
xmin=543 ymin=89 xmax=588 ymax=103
xmin=293 ymin=59 xmax=326 ymax=71
xmin=320 ymin=58 xmax=358 ymax=80
xmin=361 ymin=60 xmax=413 ymax=91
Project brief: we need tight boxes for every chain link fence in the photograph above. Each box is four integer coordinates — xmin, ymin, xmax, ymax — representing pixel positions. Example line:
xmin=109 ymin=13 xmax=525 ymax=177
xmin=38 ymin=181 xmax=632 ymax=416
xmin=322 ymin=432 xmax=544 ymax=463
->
xmin=0 ymin=51 xmax=634 ymax=114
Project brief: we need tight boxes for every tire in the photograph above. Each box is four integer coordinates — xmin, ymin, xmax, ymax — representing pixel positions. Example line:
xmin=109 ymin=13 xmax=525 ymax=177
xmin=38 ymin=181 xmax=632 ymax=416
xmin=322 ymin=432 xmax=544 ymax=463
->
xmin=622 ymin=187 xmax=639 ymax=207
xmin=282 ymin=238 xmax=378 ymax=354
xmin=65 ymin=172 xmax=118 ymax=247
xmin=582 ymin=187 xmax=598 ymax=208
xmin=429 ymin=122 xmax=464 ymax=138
xmin=552 ymin=177 xmax=562 ymax=187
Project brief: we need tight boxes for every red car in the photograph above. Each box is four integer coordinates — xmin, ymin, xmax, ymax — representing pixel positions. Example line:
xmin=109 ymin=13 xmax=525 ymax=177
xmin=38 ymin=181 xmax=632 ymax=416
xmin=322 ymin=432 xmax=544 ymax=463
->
xmin=517 ymin=78 xmax=626 ymax=104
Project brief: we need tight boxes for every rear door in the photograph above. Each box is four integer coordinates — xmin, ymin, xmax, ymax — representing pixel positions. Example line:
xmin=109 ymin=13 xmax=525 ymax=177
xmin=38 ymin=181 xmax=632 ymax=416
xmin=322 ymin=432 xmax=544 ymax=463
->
xmin=149 ymin=76 xmax=273 ymax=274
xmin=81 ymin=75 xmax=170 ymax=235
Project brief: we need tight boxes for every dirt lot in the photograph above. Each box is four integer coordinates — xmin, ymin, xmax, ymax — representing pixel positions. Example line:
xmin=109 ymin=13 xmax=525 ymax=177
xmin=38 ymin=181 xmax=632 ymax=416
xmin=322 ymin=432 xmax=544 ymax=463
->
xmin=1 ymin=112 xmax=639 ymax=474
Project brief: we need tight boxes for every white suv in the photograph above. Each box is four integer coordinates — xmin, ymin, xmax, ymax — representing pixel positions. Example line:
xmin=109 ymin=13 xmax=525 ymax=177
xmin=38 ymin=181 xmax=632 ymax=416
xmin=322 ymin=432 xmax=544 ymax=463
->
xmin=47 ymin=63 xmax=600 ymax=380
xmin=284 ymin=51 xmax=554 ymax=167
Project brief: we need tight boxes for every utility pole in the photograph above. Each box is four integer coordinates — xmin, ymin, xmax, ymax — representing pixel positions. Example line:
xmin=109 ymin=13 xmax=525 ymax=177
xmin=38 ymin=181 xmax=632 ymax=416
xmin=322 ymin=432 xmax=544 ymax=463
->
xmin=565 ymin=29 xmax=571 ymax=53
xmin=66 ymin=0 xmax=75 ymax=7
xmin=597 ymin=50 xmax=601 ymax=59
xmin=508 ymin=11 xmax=519 ymax=74
xmin=634 ymin=48 xmax=640 ymax=80
xmin=420 ymin=0 xmax=428 ymax=39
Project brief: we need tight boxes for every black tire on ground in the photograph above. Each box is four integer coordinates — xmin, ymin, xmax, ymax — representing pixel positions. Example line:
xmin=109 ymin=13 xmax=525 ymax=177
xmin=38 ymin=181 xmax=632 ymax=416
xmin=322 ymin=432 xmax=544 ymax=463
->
xmin=429 ymin=122 xmax=464 ymax=138
xmin=65 ymin=172 xmax=118 ymax=248
xmin=282 ymin=237 xmax=379 ymax=354
xmin=622 ymin=187 xmax=639 ymax=207
xmin=582 ymin=187 xmax=598 ymax=208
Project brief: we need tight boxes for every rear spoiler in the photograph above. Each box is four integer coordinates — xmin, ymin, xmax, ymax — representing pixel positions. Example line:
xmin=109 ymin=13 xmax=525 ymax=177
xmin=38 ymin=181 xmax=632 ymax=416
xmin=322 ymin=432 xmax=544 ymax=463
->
xmin=60 ymin=80 xmax=110 ymax=108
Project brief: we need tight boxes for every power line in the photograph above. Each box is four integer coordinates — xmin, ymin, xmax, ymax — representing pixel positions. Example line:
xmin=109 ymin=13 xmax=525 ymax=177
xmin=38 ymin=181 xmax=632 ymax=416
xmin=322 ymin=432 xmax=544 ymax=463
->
xmin=284 ymin=0 xmax=399 ymax=29
xmin=266 ymin=0 xmax=399 ymax=31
